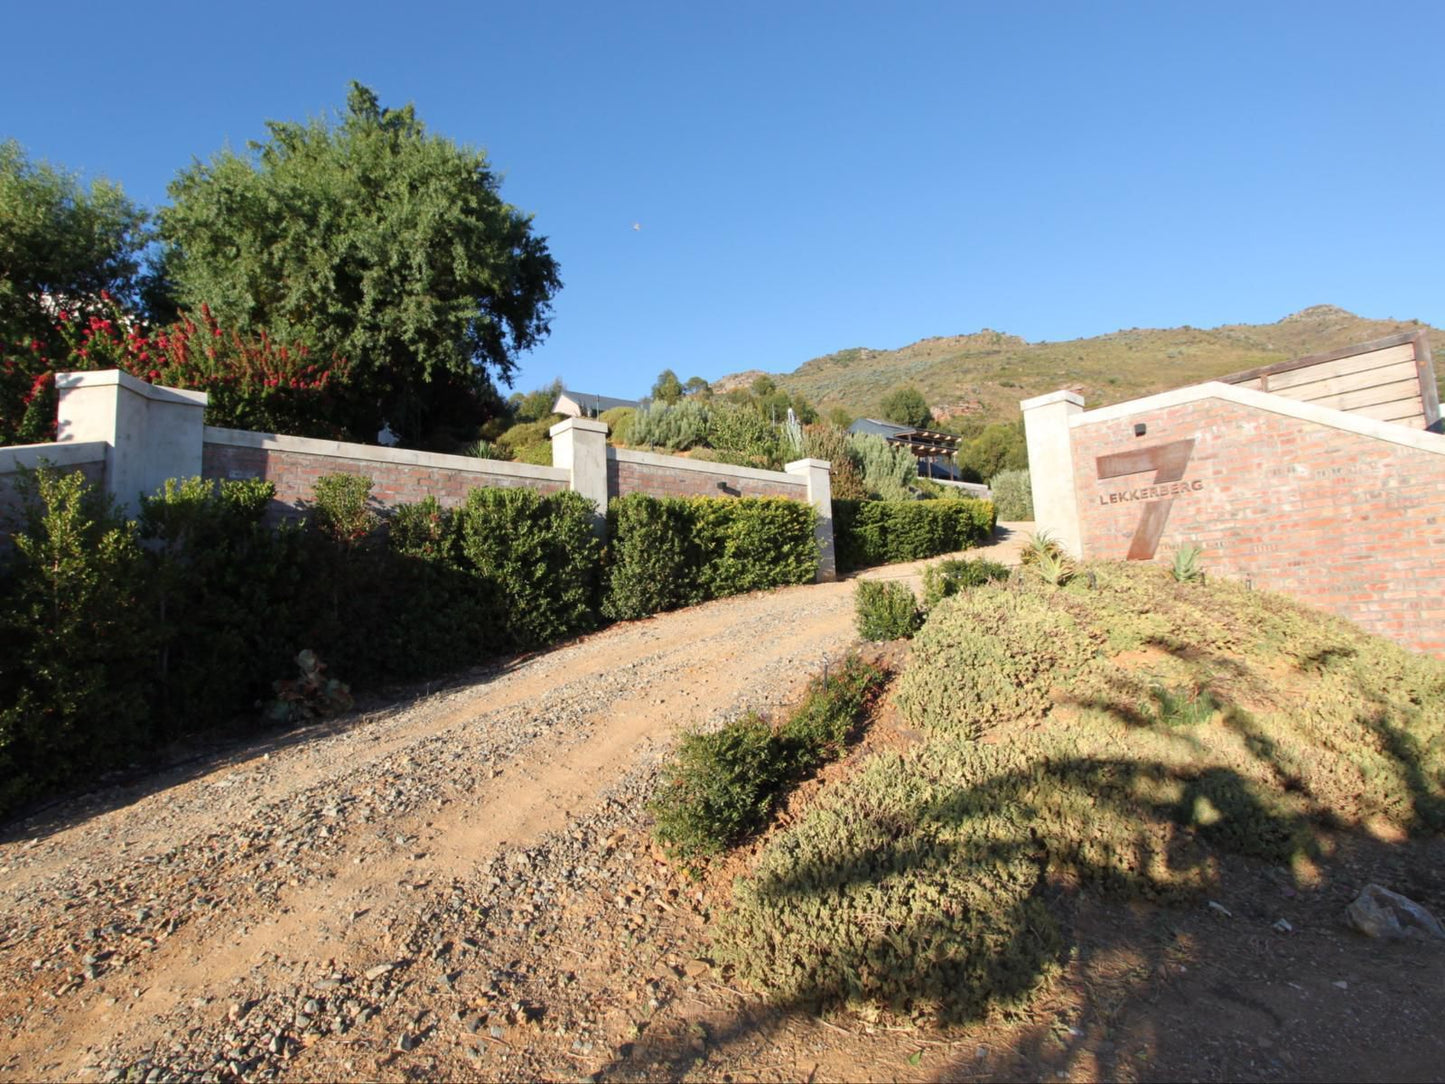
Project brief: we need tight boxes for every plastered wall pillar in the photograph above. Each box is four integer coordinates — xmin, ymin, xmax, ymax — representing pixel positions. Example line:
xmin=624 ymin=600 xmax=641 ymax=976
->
xmin=785 ymin=457 xmax=836 ymax=582
xmin=56 ymin=370 xmax=208 ymax=513
xmin=1021 ymin=389 xmax=1084 ymax=557
xmin=550 ymin=416 xmax=610 ymax=535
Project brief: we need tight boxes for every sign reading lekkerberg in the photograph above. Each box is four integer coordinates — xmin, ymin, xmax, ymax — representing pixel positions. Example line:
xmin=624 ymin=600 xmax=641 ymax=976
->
xmin=1094 ymin=438 xmax=1203 ymax=560
xmin=1098 ymin=478 xmax=1204 ymax=504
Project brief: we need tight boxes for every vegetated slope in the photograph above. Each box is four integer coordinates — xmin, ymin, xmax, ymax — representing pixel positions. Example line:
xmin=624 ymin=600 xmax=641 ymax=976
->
xmin=717 ymin=562 xmax=1445 ymax=1025
xmin=724 ymin=305 xmax=1442 ymax=422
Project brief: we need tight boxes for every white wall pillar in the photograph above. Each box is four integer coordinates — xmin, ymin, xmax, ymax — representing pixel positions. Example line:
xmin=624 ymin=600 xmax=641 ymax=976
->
xmin=550 ymin=416 xmax=610 ymax=535
xmin=55 ymin=370 xmax=208 ymax=514
xmin=1020 ymin=390 xmax=1084 ymax=557
xmin=785 ymin=457 xmax=836 ymax=582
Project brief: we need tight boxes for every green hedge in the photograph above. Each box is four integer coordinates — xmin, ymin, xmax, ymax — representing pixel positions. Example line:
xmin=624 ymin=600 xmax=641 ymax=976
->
xmin=0 ymin=473 xmax=824 ymax=817
xmin=833 ymin=497 xmax=996 ymax=572
xmin=602 ymin=494 xmax=818 ymax=619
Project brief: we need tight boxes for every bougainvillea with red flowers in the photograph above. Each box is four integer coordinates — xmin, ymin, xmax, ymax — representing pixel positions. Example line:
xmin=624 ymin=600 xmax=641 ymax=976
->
xmin=2 ymin=298 xmax=354 ymax=445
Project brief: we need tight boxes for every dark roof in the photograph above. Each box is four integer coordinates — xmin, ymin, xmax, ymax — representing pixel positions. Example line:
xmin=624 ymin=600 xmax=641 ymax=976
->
xmin=848 ymin=418 xmax=962 ymax=455
xmin=555 ymin=389 xmax=641 ymax=413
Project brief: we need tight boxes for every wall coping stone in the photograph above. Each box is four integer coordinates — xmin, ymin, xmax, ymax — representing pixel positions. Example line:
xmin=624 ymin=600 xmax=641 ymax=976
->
xmin=610 ymin=445 xmax=807 ymax=487
xmin=0 ymin=440 xmax=109 ymax=474
xmin=1070 ymin=381 xmax=1445 ymax=456
xmin=550 ymin=416 xmax=609 ymax=437
xmin=1020 ymin=389 xmax=1086 ymax=411
xmin=204 ymin=426 xmax=569 ymax=482
xmin=56 ymin=369 xmax=208 ymax=407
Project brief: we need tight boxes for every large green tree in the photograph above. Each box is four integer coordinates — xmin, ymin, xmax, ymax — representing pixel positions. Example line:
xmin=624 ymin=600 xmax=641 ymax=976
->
xmin=156 ymin=83 xmax=562 ymax=444
xmin=0 ymin=140 xmax=149 ymax=337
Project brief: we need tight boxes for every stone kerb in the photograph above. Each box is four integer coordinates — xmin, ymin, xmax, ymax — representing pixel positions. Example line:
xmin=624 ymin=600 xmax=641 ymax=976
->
xmin=56 ymin=369 xmax=207 ymax=513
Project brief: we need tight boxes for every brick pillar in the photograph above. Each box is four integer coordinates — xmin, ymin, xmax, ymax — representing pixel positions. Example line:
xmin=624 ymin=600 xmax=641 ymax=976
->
xmin=550 ymin=416 xmax=610 ymax=536
xmin=785 ymin=457 xmax=836 ymax=582
xmin=1021 ymin=390 xmax=1084 ymax=557
xmin=56 ymin=369 xmax=208 ymax=514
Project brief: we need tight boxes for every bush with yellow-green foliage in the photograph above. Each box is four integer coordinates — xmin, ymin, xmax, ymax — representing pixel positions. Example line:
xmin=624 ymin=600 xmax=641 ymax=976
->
xmin=716 ymin=562 xmax=1445 ymax=1023
xmin=600 ymin=406 xmax=636 ymax=445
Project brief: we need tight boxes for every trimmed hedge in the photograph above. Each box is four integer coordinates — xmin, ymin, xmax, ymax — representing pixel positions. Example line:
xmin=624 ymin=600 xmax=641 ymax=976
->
xmin=602 ymin=494 xmax=818 ymax=619
xmin=0 ymin=472 xmax=825 ymax=818
xmin=833 ymin=497 xmax=996 ymax=572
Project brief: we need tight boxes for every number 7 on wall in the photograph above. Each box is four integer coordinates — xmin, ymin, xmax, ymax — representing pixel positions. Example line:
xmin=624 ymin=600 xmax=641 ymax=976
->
xmin=1094 ymin=439 xmax=1196 ymax=561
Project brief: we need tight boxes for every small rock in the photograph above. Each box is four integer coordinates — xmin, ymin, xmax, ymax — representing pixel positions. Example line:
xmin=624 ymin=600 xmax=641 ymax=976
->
xmin=1346 ymin=884 xmax=1445 ymax=941
xmin=1333 ymin=980 xmax=1348 ymax=990
xmin=364 ymin=963 xmax=396 ymax=981
xmin=395 ymin=1032 xmax=416 ymax=1052
xmin=1207 ymin=900 xmax=1233 ymax=918
xmin=1272 ymin=918 xmax=1293 ymax=934
xmin=683 ymin=958 xmax=711 ymax=979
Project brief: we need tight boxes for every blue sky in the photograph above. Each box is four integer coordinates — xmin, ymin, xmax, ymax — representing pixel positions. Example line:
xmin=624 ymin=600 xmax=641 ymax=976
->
xmin=5 ymin=1 xmax=1442 ymax=400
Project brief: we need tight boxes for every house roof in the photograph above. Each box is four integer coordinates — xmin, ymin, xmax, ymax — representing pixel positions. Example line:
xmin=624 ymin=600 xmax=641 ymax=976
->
xmin=555 ymin=389 xmax=641 ymax=414
xmin=848 ymin=418 xmax=962 ymax=455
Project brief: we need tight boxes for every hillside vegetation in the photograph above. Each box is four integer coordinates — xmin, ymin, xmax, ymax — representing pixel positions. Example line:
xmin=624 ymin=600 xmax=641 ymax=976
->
xmin=716 ymin=562 xmax=1445 ymax=1023
xmin=721 ymin=305 xmax=1442 ymax=423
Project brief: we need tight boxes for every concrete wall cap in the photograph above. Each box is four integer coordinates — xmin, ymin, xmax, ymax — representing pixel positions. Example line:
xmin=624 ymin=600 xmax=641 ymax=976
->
xmin=1020 ymin=389 xmax=1086 ymax=411
xmin=56 ymin=369 xmax=209 ymax=407
xmin=0 ymin=440 xmax=108 ymax=473
xmin=549 ymin=416 xmax=610 ymax=437
xmin=1072 ymin=381 xmax=1445 ymax=456
xmin=609 ymin=445 xmax=807 ymax=486
xmin=203 ymin=426 xmax=569 ymax=480
xmin=784 ymin=458 xmax=832 ymax=471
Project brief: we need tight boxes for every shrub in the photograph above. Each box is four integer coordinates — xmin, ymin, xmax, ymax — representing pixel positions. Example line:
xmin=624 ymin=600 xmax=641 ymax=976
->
xmin=854 ymin=580 xmax=920 ymax=641
xmin=460 ymin=487 xmax=601 ymax=648
xmin=652 ymin=654 xmax=888 ymax=862
xmin=921 ymin=556 xmax=1011 ymax=608
xmin=847 ymin=432 xmax=915 ymax=501
xmin=309 ymin=473 xmax=379 ymax=547
xmin=896 ymin=585 xmax=1098 ymax=740
xmin=801 ymin=424 xmax=866 ymax=500
xmin=600 ymin=406 xmax=636 ymax=445
xmin=988 ymin=468 xmax=1033 ymax=520
xmin=708 ymin=401 xmax=780 ymax=469
xmin=469 ymin=438 xmax=512 ymax=461
xmin=631 ymin=400 xmax=710 ymax=451
xmin=833 ymin=497 xmax=995 ymax=572
xmin=603 ymin=495 xmax=817 ymax=618
xmin=651 ymin=713 xmax=785 ymax=861
xmin=138 ymin=476 xmax=292 ymax=731
xmin=0 ymin=469 xmax=153 ymax=812
xmin=778 ymin=655 xmax=889 ymax=770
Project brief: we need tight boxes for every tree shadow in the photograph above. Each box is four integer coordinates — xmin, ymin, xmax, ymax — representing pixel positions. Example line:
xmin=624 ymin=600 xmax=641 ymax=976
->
xmin=594 ymin=638 xmax=1443 ymax=1082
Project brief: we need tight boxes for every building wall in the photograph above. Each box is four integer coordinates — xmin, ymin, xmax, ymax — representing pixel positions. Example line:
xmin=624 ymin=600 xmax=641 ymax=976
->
xmin=1064 ymin=386 xmax=1445 ymax=657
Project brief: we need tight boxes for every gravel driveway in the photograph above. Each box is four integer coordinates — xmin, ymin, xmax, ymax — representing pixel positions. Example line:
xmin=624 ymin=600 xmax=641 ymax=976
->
xmin=0 ymin=526 xmax=1030 ymax=1083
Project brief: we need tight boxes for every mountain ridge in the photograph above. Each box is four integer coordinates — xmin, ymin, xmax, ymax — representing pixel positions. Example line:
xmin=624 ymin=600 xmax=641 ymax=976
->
xmin=721 ymin=306 xmax=1440 ymax=423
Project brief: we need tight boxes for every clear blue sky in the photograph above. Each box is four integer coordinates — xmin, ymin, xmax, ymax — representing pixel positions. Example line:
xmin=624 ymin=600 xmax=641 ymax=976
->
xmin=5 ymin=1 xmax=1442 ymax=400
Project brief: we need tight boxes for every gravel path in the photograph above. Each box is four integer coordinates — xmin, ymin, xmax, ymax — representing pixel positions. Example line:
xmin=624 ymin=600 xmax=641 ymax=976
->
xmin=0 ymin=528 xmax=1031 ymax=1083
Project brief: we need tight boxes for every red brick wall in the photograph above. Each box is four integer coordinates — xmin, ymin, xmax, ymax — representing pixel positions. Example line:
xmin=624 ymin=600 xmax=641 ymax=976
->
xmin=1070 ymin=397 xmax=1445 ymax=656
xmin=609 ymin=456 xmax=805 ymax=500
xmin=202 ymin=442 xmax=566 ymax=519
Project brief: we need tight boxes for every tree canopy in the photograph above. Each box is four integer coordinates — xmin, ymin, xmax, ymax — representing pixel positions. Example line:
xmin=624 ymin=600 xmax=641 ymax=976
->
xmin=651 ymin=368 xmax=684 ymax=404
xmin=880 ymin=385 xmax=933 ymax=428
xmin=0 ymin=140 xmax=149 ymax=337
xmin=155 ymin=83 xmax=561 ymax=443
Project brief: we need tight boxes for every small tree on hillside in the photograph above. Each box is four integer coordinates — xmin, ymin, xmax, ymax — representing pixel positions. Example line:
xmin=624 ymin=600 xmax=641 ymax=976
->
xmin=880 ymin=386 xmax=933 ymax=428
xmin=651 ymin=368 xmax=685 ymax=404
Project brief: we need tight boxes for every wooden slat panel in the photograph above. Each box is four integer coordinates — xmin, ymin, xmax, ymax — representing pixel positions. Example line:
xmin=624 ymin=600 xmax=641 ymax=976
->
xmin=1306 ymin=378 xmax=1424 ymax=413
xmin=1268 ymin=343 xmax=1416 ymax=391
xmin=1274 ymin=359 xmax=1420 ymax=402
xmin=1235 ymin=377 xmax=1264 ymax=390
xmin=1352 ymin=399 xmax=1427 ymax=425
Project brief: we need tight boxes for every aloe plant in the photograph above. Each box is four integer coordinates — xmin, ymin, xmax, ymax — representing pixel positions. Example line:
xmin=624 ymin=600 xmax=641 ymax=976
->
xmin=1171 ymin=543 xmax=1205 ymax=583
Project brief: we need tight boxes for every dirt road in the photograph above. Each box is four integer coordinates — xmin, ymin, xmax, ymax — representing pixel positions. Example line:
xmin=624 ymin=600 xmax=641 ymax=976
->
xmin=0 ymin=527 xmax=1034 ymax=1082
